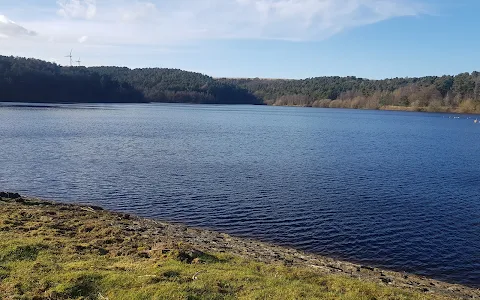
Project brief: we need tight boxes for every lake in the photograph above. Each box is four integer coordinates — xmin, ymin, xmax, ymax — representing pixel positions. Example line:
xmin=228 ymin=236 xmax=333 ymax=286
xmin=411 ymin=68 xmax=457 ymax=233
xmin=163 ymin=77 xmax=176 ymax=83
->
xmin=1 ymin=103 xmax=479 ymax=286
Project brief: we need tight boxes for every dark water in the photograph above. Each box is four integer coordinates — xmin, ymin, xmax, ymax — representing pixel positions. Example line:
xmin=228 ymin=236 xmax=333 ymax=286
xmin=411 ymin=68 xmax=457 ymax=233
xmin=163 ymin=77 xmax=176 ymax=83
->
xmin=1 ymin=103 xmax=479 ymax=286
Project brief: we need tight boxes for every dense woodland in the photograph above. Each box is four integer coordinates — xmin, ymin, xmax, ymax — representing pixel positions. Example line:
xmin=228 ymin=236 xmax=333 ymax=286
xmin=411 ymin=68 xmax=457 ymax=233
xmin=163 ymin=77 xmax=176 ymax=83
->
xmin=2 ymin=56 xmax=480 ymax=113
xmin=0 ymin=56 xmax=260 ymax=104
xmin=220 ymin=74 xmax=480 ymax=113
xmin=0 ymin=56 xmax=144 ymax=103
xmin=89 ymin=67 xmax=260 ymax=104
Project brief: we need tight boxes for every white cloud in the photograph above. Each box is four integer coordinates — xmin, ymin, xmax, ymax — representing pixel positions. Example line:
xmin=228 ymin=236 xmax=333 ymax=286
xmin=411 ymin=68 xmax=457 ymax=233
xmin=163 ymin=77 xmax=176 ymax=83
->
xmin=29 ymin=0 xmax=428 ymax=46
xmin=190 ymin=0 xmax=427 ymax=40
xmin=4 ymin=0 xmax=428 ymax=46
xmin=57 ymin=0 xmax=97 ymax=20
xmin=0 ymin=15 xmax=37 ymax=38
xmin=0 ymin=0 xmax=429 ymax=66
xmin=120 ymin=2 xmax=157 ymax=22
xmin=78 ymin=35 xmax=88 ymax=43
xmin=111 ymin=0 xmax=426 ymax=42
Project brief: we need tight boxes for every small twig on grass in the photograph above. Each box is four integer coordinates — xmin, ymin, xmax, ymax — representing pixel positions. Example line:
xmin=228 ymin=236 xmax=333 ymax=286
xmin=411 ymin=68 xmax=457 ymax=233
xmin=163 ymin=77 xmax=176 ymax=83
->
xmin=192 ymin=271 xmax=205 ymax=280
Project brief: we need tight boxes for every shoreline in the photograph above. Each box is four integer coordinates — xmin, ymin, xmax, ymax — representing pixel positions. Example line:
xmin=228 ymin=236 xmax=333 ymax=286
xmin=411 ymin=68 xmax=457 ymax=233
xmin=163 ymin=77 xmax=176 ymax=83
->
xmin=273 ymin=103 xmax=480 ymax=115
xmin=1 ymin=192 xmax=478 ymax=299
xmin=2 ymin=101 xmax=480 ymax=116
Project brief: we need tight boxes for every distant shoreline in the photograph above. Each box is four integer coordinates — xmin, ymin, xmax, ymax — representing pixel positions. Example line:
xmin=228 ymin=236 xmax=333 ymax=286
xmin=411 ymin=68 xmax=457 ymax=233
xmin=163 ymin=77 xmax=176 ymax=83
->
xmin=2 ymin=101 xmax=480 ymax=116
xmin=3 ymin=56 xmax=480 ymax=114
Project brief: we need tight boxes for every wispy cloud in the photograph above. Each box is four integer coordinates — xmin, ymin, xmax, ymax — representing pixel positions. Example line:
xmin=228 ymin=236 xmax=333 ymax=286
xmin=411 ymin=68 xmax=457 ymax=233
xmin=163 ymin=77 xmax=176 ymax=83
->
xmin=78 ymin=35 xmax=88 ymax=43
xmin=222 ymin=0 xmax=426 ymax=40
xmin=0 ymin=0 xmax=429 ymax=66
xmin=0 ymin=14 xmax=37 ymax=38
xmin=119 ymin=2 xmax=158 ymax=22
xmin=57 ymin=0 xmax=97 ymax=20
xmin=11 ymin=0 xmax=429 ymax=45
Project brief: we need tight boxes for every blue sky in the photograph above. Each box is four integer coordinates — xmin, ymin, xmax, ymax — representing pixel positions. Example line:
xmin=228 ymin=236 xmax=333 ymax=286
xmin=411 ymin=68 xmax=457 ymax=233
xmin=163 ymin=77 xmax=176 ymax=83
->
xmin=0 ymin=0 xmax=479 ymax=79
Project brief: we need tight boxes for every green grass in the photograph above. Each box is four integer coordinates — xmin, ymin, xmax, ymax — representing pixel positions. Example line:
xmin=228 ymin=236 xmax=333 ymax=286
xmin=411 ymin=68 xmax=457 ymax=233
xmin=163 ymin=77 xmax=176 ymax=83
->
xmin=0 ymin=199 xmax=440 ymax=300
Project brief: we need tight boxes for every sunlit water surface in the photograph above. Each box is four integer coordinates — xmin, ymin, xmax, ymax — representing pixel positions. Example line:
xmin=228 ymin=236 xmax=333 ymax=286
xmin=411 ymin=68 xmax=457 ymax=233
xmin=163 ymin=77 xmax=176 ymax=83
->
xmin=1 ymin=103 xmax=479 ymax=286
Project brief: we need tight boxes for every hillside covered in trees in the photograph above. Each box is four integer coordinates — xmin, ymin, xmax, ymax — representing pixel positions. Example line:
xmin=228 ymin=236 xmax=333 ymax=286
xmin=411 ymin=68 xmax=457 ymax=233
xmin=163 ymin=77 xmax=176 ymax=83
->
xmin=2 ymin=55 xmax=480 ymax=113
xmin=0 ymin=56 xmax=144 ymax=103
xmin=0 ymin=56 xmax=260 ymax=104
xmin=219 ymin=74 xmax=480 ymax=113
xmin=89 ymin=67 xmax=260 ymax=104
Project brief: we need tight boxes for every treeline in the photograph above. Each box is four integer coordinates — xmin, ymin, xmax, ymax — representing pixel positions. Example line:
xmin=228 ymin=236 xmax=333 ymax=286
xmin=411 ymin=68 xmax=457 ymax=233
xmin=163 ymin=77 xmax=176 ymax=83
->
xmin=220 ymin=74 xmax=480 ymax=113
xmin=89 ymin=67 xmax=261 ymax=104
xmin=0 ymin=56 xmax=261 ymax=104
xmin=2 ymin=55 xmax=480 ymax=113
xmin=0 ymin=56 xmax=144 ymax=103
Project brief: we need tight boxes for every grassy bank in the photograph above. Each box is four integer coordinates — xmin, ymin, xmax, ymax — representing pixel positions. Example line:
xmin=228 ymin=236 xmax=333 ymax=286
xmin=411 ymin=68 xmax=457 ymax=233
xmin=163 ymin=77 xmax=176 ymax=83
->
xmin=0 ymin=195 xmax=474 ymax=299
xmin=379 ymin=105 xmax=480 ymax=114
xmin=270 ymin=103 xmax=480 ymax=115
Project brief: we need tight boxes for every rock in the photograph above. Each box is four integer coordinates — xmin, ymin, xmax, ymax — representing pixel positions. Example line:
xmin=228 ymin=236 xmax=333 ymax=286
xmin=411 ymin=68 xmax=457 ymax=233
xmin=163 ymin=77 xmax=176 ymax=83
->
xmin=360 ymin=265 xmax=375 ymax=271
xmin=87 ymin=205 xmax=104 ymax=211
xmin=14 ymin=198 xmax=26 ymax=203
xmin=327 ymin=264 xmax=344 ymax=272
xmin=381 ymin=277 xmax=393 ymax=284
xmin=0 ymin=192 xmax=21 ymax=199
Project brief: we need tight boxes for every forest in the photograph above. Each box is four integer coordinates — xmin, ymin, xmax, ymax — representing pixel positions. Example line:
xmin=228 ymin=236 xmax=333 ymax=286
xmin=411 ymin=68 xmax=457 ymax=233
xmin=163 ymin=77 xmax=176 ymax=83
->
xmin=1 ymin=55 xmax=480 ymax=113
xmin=219 ymin=73 xmax=480 ymax=113
xmin=0 ymin=56 xmax=144 ymax=103
xmin=0 ymin=56 xmax=260 ymax=104
xmin=89 ymin=66 xmax=260 ymax=104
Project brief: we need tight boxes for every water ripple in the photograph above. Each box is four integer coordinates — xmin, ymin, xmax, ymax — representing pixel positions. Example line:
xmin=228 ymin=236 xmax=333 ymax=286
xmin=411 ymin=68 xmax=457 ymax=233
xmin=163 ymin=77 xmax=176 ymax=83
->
xmin=0 ymin=103 xmax=479 ymax=287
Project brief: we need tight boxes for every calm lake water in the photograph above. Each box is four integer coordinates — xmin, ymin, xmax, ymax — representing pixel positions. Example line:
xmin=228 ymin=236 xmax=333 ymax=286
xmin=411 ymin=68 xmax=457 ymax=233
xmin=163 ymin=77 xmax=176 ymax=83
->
xmin=1 ymin=103 xmax=479 ymax=286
